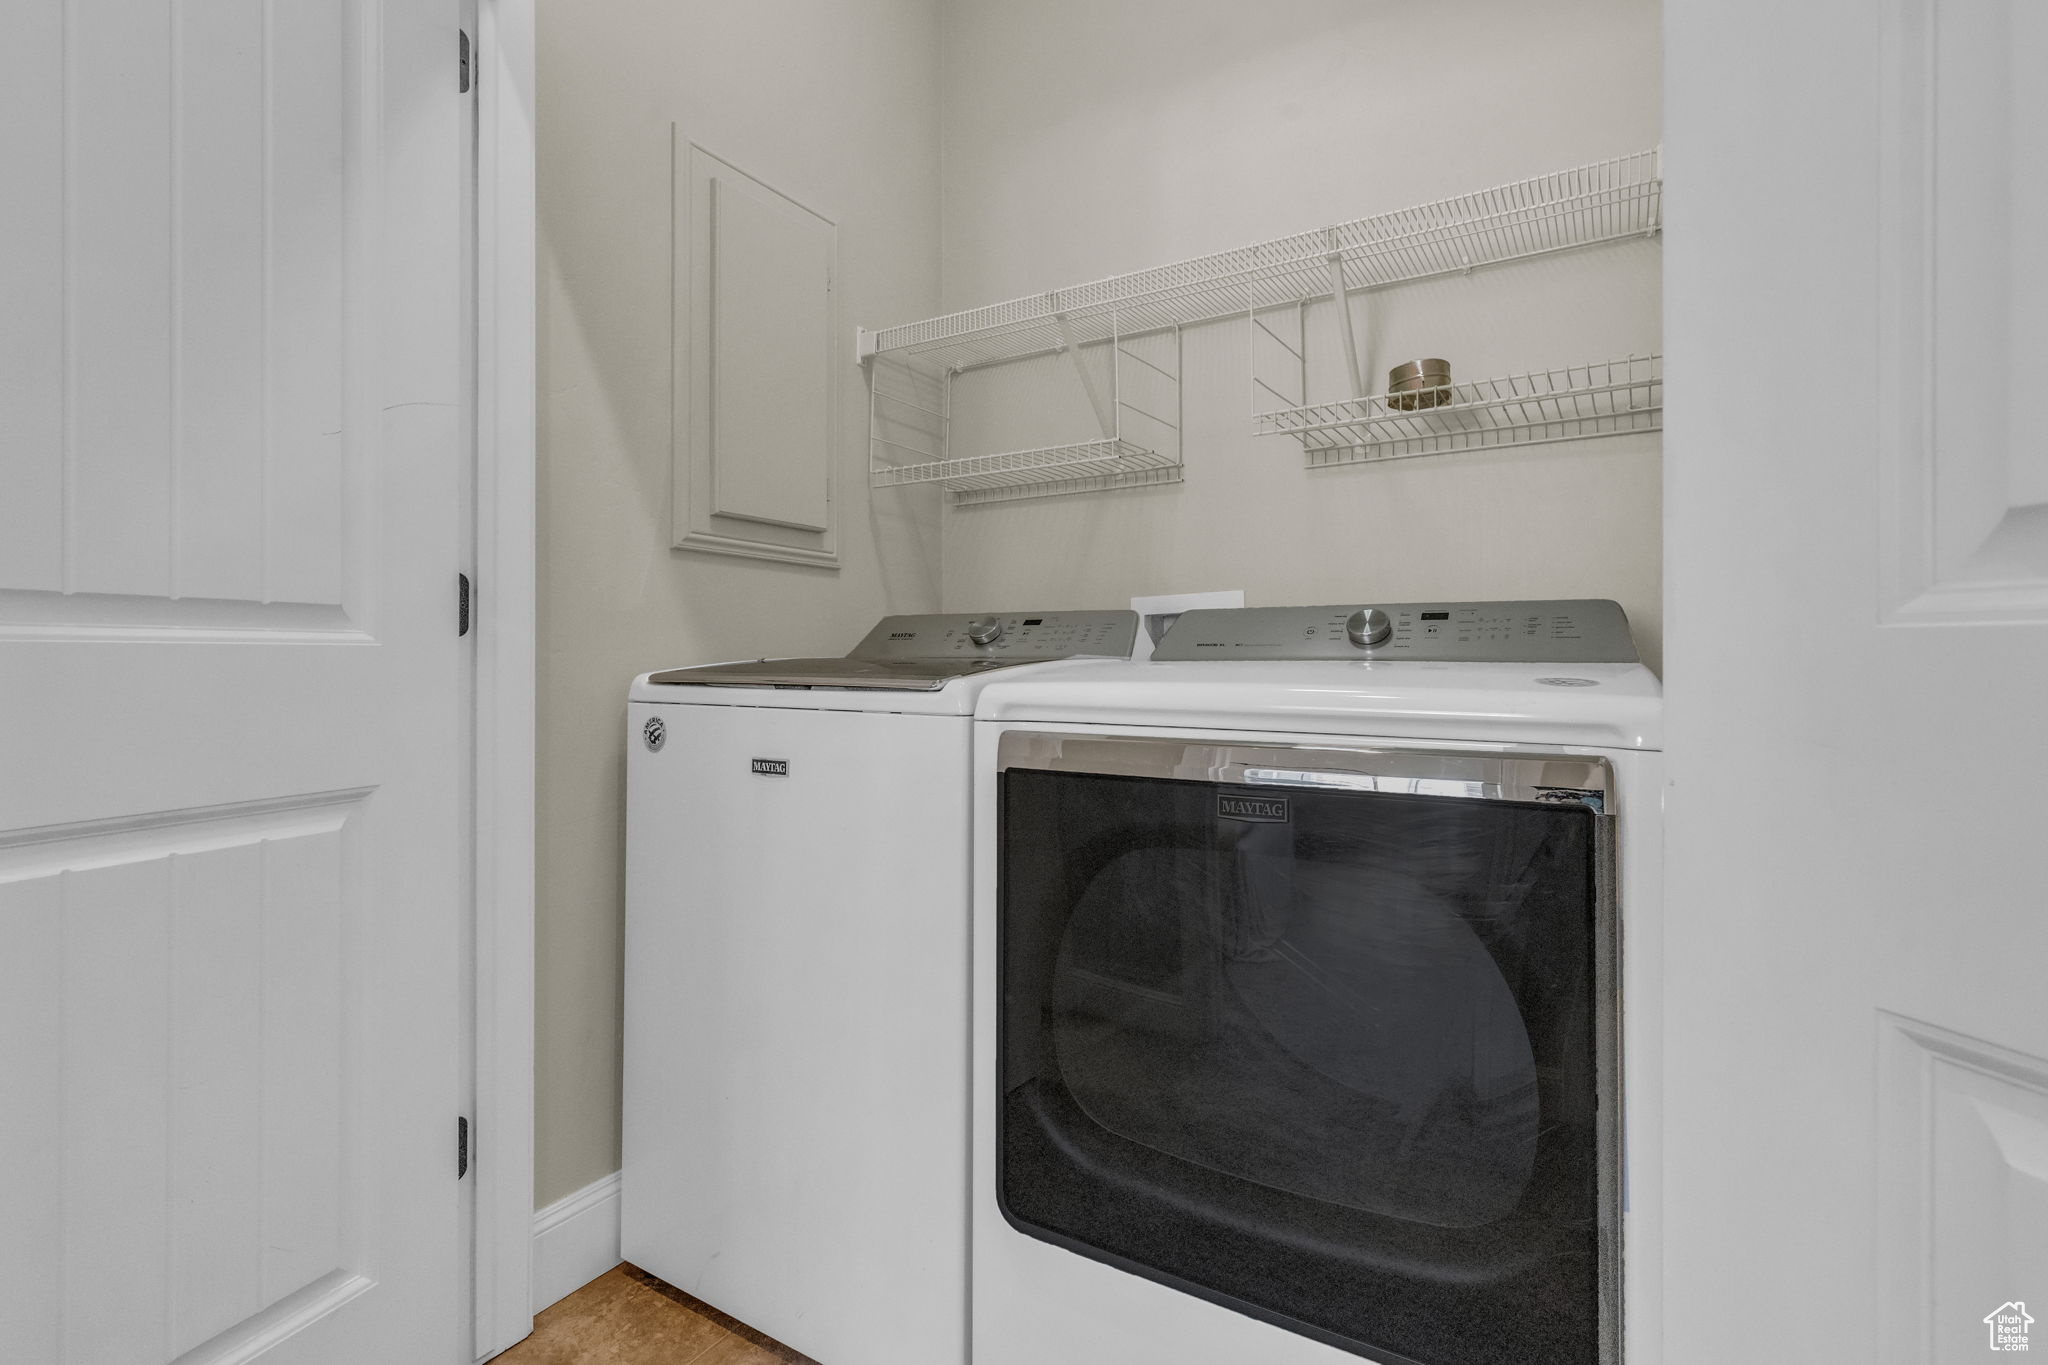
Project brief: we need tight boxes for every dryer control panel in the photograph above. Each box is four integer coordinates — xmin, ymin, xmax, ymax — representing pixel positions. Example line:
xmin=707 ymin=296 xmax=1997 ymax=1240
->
xmin=848 ymin=611 xmax=1140 ymax=660
xmin=1153 ymin=599 xmax=1639 ymax=663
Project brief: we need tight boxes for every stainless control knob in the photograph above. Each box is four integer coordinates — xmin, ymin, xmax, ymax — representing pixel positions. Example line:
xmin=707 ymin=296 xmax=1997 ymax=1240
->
xmin=1345 ymin=607 xmax=1393 ymax=648
xmin=965 ymin=615 xmax=1005 ymax=646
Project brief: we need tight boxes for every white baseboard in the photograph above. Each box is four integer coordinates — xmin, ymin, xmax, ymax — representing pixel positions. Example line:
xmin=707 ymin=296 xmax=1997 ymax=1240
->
xmin=531 ymin=1171 xmax=622 ymax=1314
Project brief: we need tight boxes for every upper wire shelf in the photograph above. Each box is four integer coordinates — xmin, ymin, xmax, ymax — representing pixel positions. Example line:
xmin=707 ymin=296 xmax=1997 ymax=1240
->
xmin=858 ymin=148 xmax=1661 ymax=373
xmin=1257 ymin=354 xmax=1663 ymax=465
xmin=868 ymin=437 xmax=1182 ymax=506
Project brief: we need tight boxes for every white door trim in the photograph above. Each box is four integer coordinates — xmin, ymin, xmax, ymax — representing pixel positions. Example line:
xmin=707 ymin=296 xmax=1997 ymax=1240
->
xmin=471 ymin=0 xmax=538 ymax=1357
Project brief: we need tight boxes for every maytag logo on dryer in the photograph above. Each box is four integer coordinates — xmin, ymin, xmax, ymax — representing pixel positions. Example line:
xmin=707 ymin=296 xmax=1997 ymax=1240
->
xmin=751 ymin=758 xmax=789 ymax=777
xmin=1218 ymin=793 xmax=1290 ymax=823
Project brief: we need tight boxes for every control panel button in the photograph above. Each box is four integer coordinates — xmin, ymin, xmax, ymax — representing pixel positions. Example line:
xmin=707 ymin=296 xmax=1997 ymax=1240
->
xmin=965 ymin=615 xmax=1005 ymax=646
xmin=1345 ymin=607 xmax=1393 ymax=648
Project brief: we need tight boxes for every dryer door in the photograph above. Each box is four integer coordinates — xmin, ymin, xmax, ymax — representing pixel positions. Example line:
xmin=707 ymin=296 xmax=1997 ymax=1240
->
xmin=996 ymin=735 xmax=1618 ymax=1365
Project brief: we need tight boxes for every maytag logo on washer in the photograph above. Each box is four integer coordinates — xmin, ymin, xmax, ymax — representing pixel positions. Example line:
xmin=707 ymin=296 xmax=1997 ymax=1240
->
xmin=1217 ymin=793 xmax=1289 ymax=823
xmin=642 ymin=716 xmax=666 ymax=752
xmin=751 ymin=758 xmax=789 ymax=777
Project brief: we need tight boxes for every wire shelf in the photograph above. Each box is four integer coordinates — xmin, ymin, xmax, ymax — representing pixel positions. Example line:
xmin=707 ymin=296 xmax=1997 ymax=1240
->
xmin=951 ymin=463 xmax=1185 ymax=507
xmin=871 ymin=438 xmax=1181 ymax=505
xmin=1257 ymin=355 xmax=1663 ymax=465
xmin=860 ymin=149 xmax=1660 ymax=373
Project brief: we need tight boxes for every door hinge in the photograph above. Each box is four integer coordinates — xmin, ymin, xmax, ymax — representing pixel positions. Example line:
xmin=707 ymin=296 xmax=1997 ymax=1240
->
xmin=458 ymin=1116 xmax=471 ymax=1179
xmin=458 ymin=572 xmax=472 ymax=636
xmin=459 ymin=29 xmax=472 ymax=93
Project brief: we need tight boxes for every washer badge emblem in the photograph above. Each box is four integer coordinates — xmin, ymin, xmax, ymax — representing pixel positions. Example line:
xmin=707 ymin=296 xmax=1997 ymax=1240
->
xmin=643 ymin=715 xmax=666 ymax=752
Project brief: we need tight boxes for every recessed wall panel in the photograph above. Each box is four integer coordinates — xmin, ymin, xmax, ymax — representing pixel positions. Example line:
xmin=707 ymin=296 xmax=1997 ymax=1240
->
xmin=709 ymin=175 xmax=834 ymax=532
xmin=672 ymin=134 xmax=841 ymax=567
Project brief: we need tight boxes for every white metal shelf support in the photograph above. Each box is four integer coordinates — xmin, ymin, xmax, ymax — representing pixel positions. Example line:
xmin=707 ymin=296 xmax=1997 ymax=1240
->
xmin=1055 ymin=313 xmax=1119 ymax=441
xmin=1327 ymin=238 xmax=1368 ymax=401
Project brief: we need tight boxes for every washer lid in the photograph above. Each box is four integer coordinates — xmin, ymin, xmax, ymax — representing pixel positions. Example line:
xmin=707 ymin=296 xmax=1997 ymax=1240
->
xmin=644 ymin=655 xmax=1043 ymax=691
xmin=644 ymin=609 xmax=1140 ymax=691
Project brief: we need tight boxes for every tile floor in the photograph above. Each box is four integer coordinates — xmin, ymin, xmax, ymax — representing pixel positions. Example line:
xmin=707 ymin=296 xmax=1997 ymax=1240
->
xmin=491 ymin=1264 xmax=820 ymax=1365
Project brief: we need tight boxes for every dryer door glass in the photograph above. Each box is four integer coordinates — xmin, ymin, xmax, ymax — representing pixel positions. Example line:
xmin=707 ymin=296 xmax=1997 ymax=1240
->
xmin=998 ymin=754 xmax=1614 ymax=1365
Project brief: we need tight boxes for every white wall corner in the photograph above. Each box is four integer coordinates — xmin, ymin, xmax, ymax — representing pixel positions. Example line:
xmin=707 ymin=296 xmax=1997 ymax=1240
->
xmin=531 ymin=1172 xmax=623 ymax=1315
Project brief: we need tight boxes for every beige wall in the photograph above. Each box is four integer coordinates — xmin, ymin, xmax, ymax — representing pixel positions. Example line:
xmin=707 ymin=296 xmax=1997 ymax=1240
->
xmin=935 ymin=0 xmax=1665 ymax=671
xmin=535 ymin=0 xmax=1663 ymax=1209
xmin=535 ymin=0 xmax=944 ymax=1206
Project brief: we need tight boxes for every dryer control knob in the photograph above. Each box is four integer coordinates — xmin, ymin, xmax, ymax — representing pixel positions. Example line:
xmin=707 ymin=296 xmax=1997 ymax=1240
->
xmin=965 ymin=615 xmax=1005 ymax=646
xmin=1346 ymin=608 xmax=1393 ymax=648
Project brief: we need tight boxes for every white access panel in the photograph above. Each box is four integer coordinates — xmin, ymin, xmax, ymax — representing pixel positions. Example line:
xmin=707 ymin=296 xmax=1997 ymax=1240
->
xmin=672 ymin=137 xmax=840 ymax=567
xmin=710 ymin=172 xmax=833 ymax=532
xmin=623 ymin=700 xmax=969 ymax=1365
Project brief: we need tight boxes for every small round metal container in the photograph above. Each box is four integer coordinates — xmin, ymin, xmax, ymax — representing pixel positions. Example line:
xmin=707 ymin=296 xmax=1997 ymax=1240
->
xmin=1387 ymin=358 xmax=1453 ymax=410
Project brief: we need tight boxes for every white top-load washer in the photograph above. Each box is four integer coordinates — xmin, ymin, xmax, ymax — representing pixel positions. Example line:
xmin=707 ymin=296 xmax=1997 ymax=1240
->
xmin=623 ymin=609 xmax=1138 ymax=1365
xmin=970 ymin=600 xmax=1662 ymax=1365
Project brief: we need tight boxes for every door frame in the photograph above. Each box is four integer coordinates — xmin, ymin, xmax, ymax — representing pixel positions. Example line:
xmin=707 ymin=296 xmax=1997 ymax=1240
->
xmin=471 ymin=0 xmax=538 ymax=1357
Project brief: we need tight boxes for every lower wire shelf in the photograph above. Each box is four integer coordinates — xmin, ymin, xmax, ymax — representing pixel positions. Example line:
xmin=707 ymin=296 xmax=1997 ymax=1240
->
xmin=870 ymin=438 xmax=1183 ymax=506
xmin=1257 ymin=354 xmax=1662 ymax=466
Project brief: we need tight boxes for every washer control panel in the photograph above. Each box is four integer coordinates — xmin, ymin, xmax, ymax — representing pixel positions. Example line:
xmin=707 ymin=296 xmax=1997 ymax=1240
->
xmin=848 ymin=610 xmax=1140 ymax=660
xmin=1153 ymin=599 xmax=1638 ymax=663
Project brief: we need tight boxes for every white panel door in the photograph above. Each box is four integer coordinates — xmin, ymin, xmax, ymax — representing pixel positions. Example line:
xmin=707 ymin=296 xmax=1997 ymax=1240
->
xmin=0 ymin=2 xmax=467 ymax=1363
xmin=1665 ymin=1 xmax=2048 ymax=1362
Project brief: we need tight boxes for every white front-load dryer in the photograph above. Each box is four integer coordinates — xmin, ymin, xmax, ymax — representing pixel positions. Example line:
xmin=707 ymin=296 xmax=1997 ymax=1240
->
xmin=969 ymin=600 xmax=1663 ymax=1365
xmin=622 ymin=609 xmax=1137 ymax=1365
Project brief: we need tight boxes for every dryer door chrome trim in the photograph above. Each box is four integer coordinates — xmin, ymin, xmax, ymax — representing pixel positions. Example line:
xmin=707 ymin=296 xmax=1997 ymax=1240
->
xmin=995 ymin=732 xmax=1615 ymax=811
xmin=994 ymin=729 xmax=1624 ymax=1364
